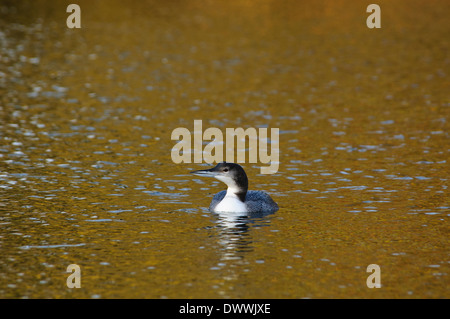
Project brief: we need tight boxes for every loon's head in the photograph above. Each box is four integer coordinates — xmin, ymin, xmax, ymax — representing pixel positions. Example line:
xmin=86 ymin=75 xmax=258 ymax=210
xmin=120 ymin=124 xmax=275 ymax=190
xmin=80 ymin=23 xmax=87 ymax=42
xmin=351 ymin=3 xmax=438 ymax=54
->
xmin=190 ymin=162 xmax=248 ymax=201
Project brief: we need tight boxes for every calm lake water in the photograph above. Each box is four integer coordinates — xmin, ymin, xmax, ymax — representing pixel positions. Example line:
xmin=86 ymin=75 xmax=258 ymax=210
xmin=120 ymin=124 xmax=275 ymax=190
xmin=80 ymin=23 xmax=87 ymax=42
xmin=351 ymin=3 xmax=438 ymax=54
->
xmin=0 ymin=0 xmax=448 ymax=298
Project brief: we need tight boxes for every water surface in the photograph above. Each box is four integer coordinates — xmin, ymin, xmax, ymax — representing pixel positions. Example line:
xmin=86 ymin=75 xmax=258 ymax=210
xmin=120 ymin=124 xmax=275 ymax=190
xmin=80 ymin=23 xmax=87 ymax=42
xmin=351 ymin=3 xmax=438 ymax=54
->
xmin=0 ymin=0 xmax=448 ymax=298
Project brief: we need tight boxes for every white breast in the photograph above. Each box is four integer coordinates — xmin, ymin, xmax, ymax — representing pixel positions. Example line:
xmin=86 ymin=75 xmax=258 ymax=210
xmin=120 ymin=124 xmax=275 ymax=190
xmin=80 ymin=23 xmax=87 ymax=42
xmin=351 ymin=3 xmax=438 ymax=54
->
xmin=213 ymin=194 xmax=248 ymax=213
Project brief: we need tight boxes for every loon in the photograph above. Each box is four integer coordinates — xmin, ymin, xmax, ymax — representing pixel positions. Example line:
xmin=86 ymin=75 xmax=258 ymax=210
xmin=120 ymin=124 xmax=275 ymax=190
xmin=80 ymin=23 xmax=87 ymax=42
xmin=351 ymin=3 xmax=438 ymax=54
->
xmin=190 ymin=162 xmax=279 ymax=214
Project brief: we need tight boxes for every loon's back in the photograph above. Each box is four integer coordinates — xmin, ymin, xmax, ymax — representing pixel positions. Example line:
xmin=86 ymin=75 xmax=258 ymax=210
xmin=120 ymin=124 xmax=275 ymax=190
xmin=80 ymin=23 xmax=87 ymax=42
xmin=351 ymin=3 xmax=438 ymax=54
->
xmin=209 ymin=190 xmax=279 ymax=214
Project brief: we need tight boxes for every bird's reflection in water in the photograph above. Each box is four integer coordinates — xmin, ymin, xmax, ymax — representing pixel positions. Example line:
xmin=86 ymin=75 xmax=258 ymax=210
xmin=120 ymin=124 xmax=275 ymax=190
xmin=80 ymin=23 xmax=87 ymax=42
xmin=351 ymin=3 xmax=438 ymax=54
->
xmin=210 ymin=211 xmax=275 ymax=297
xmin=214 ymin=211 xmax=275 ymax=261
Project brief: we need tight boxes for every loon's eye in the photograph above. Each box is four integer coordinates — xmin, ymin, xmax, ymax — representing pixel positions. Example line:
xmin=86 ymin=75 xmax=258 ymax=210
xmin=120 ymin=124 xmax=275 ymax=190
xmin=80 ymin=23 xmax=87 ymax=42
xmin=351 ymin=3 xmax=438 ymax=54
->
xmin=223 ymin=168 xmax=229 ymax=172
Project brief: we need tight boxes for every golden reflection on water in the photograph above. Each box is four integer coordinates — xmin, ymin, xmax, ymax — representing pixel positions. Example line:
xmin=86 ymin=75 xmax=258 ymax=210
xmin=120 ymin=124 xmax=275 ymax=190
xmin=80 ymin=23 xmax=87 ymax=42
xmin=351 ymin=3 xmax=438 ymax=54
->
xmin=0 ymin=0 xmax=449 ymax=298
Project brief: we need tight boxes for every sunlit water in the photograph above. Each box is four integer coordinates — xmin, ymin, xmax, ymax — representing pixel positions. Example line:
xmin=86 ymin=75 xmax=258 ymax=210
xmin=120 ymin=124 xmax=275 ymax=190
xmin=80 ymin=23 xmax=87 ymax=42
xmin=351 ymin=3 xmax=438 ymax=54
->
xmin=0 ymin=0 xmax=448 ymax=298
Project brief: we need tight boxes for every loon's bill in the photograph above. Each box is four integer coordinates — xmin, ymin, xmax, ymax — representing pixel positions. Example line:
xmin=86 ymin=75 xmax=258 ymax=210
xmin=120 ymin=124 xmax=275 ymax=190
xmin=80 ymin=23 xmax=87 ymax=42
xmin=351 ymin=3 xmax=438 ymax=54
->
xmin=190 ymin=162 xmax=278 ymax=214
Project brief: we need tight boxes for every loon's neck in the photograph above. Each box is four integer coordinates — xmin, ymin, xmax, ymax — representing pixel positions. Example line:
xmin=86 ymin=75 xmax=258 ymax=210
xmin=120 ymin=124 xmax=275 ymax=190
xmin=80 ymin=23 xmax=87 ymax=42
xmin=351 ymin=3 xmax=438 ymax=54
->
xmin=225 ymin=186 xmax=247 ymax=203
